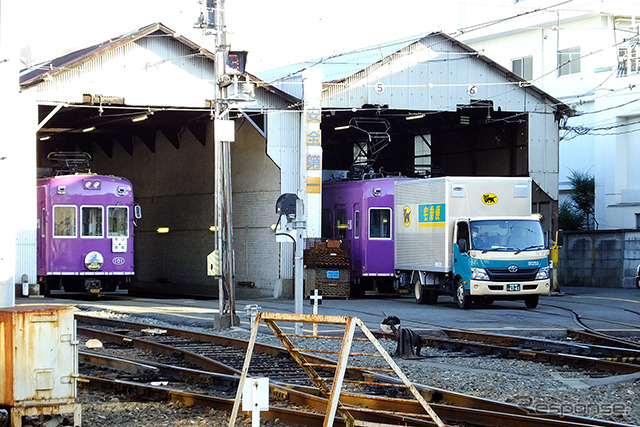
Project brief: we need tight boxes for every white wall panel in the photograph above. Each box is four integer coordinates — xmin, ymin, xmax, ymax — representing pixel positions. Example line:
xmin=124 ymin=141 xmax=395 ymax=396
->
xmin=265 ymin=111 xmax=302 ymax=283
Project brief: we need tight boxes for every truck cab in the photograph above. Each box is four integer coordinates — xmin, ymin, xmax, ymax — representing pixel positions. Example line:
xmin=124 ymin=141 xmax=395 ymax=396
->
xmin=453 ymin=216 xmax=550 ymax=308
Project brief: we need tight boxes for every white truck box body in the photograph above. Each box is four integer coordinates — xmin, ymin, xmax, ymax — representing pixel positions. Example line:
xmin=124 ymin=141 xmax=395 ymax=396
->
xmin=394 ymin=176 xmax=532 ymax=271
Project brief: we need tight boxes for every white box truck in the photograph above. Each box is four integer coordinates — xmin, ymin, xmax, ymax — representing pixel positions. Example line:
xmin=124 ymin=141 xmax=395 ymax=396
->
xmin=395 ymin=176 xmax=550 ymax=309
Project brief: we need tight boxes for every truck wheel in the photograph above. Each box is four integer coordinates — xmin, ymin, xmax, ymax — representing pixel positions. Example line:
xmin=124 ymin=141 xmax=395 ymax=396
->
xmin=455 ymin=279 xmax=471 ymax=309
xmin=414 ymin=279 xmax=427 ymax=304
xmin=524 ymin=294 xmax=539 ymax=309
xmin=414 ymin=279 xmax=438 ymax=305
xmin=426 ymin=289 xmax=438 ymax=305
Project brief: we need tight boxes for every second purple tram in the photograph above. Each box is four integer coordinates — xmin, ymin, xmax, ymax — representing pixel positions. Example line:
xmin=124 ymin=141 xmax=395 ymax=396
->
xmin=322 ymin=178 xmax=411 ymax=295
xmin=37 ymin=173 xmax=141 ymax=295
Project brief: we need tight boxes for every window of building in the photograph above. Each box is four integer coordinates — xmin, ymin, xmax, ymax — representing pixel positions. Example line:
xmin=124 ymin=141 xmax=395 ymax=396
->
xmin=108 ymin=206 xmax=129 ymax=237
xmin=414 ymin=134 xmax=431 ymax=175
xmin=81 ymin=206 xmax=103 ymax=237
xmin=618 ymin=47 xmax=638 ymax=76
xmin=512 ymin=56 xmax=533 ymax=80
xmin=558 ymin=47 xmax=581 ymax=76
xmin=53 ymin=205 xmax=77 ymax=237
xmin=636 ymin=213 xmax=640 ymax=230
xmin=369 ymin=208 xmax=391 ymax=239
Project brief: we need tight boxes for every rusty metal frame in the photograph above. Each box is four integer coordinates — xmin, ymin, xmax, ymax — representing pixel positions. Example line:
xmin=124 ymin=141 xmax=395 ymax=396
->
xmin=228 ymin=312 xmax=445 ymax=427
xmin=11 ymin=403 xmax=81 ymax=427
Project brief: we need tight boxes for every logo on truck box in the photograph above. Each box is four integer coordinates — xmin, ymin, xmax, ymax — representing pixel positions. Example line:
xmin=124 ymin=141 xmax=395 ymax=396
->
xmin=418 ymin=203 xmax=445 ymax=227
xmin=482 ymin=193 xmax=498 ymax=205
xmin=402 ymin=206 xmax=412 ymax=227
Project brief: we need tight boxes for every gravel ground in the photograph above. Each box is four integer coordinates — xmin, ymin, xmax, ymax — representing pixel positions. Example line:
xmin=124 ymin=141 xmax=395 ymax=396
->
xmin=4 ymin=308 xmax=639 ymax=426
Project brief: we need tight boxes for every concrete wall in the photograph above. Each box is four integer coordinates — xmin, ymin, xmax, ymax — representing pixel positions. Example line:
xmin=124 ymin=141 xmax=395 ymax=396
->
xmin=92 ymin=116 xmax=282 ymax=298
xmin=558 ymin=230 xmax=640 ymax=288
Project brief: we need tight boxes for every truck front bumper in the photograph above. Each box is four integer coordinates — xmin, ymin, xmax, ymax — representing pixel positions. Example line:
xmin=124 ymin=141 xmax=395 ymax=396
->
xmin=469 ymin=279 xmax=550 ymax=296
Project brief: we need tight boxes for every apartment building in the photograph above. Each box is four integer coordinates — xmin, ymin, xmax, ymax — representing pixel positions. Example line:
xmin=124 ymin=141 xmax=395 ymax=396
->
xmin=459 ymin=0 xmax=640 ymax=230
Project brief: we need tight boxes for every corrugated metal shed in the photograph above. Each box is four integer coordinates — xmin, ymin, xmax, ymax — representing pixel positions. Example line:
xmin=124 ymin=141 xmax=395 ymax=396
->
xmin=258 ymin=32 xmax=572 ymax=115
xmin=321 ymin=32 xmax=571 ymax=116
xmin=18 ymin=22 xmax=302 ymax=298
xmin=257 ymin=34 xmax=425 ymax=98
xmin=21 ymin=22 xmax=298 ymax=109
xmin=263 ymin=32 xmax=571 ymax=203
xmin=258 ymin=31 xmax=571 ymax=118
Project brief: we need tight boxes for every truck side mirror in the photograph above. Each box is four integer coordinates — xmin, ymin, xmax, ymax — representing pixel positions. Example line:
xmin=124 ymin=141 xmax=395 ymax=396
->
xmin=458 ymin=238 xmax=468 ymax=253
xmin=555 ymin=230 xmax=564 ymax=247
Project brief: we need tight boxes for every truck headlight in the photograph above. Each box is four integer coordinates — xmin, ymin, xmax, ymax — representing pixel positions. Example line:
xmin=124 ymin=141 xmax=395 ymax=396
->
xmin=472 ymin=267 xmax=490 ymax=281
xmin=535 ymin=266 xmax=550 ymax=280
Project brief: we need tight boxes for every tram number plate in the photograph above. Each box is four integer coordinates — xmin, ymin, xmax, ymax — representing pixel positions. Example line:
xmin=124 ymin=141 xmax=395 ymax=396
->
xmin=506 ymin=283 xmax=520 ymax=292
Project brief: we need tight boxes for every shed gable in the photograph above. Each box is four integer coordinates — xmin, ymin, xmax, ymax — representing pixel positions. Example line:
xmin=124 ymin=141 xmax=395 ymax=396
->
xmin=24 ymin=33 xmax=217 ymax=108
xmin=323 ymin=34 xmax=553 ymax=114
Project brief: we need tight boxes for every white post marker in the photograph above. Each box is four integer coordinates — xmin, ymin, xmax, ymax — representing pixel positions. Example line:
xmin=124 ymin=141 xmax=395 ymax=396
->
xmin=310 ymin=289 xmax=323 ymax=336
xmin=242 ymin=377 xmax=269 ymax=427
xmin=244 ymin=304 xmax=261 ymax=326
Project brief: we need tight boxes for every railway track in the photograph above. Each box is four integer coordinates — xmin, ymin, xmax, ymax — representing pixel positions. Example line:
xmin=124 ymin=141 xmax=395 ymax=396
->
xmin=75 ymin=313 xmax=634 ymax=426
xmin=550 ymin=304 xmax=640 ymax=354
xmin=404 ymin=328 xmax=640 ymax=375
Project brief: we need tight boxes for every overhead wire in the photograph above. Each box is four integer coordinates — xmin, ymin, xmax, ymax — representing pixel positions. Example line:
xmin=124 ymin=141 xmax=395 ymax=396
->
xmin=451 ymin=0 xmax=577 ymax=36
xmin=250 ymin=0 xmax=640 ymax=130
xmin=27 ymin=0 xmax=640 ymax=141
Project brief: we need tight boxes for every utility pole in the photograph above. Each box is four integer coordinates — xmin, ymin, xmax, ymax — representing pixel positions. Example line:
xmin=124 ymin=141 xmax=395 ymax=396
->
xmin=199 ymin=0 xmax=239 ymax=328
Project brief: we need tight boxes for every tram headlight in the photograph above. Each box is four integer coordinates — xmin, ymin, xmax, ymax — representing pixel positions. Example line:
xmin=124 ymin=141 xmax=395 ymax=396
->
xmin=536 ymin=266 xmax=550 ymax=280
xmin=471 ymin=267 xmax=490 ymax=281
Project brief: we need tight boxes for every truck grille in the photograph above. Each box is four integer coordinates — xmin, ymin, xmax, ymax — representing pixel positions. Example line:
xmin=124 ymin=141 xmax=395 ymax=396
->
xmin=486 ymin=267 xmax=538 ymax=282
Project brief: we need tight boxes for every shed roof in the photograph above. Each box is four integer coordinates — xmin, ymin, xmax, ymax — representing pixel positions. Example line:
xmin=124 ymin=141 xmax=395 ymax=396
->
xmin=256 ymin=33 xmax=426 ymax=84
xmin=20 ymin=22 xmax=297 ymax=104
xmin=20 ymin=23 xmax=210 ymax=89
xmin=258 ymin=31 xmax=573 ymax=117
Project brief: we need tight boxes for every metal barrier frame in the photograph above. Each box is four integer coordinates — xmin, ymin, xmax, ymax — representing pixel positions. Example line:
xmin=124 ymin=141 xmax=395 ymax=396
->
xmin=228 ymin=312 xmax=445 ymax=427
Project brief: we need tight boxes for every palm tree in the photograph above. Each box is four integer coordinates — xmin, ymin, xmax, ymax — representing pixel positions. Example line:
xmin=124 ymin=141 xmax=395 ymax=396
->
xmin=561 ymin=170 xmax=595 ymax=230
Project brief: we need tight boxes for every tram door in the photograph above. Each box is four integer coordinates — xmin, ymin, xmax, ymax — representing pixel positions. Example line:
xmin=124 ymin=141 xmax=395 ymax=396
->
xmin=363 ymin=206 xmax=394 ymax=277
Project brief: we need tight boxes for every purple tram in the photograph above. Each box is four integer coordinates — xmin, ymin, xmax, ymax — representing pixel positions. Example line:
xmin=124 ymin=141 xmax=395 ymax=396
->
xmin=322 ymin=177 xmax=411 ymax=295
xmin=37 ymin=174 xmax=140 ymax=295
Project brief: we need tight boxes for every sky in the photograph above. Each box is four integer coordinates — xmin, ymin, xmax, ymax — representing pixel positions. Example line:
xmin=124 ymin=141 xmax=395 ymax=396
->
xmin=17 ymin=0 xmax=516 ymax=73
xmin=19 ymin=0 xmax=636 ymax=74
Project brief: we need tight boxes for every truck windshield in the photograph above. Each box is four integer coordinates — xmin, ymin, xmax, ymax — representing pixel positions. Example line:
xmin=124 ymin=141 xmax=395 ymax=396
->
xmin=470 ymin=219 xmax=545 ymax=252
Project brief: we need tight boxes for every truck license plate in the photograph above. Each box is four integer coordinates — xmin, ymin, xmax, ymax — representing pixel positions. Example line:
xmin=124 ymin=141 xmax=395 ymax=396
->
xmin=506 ymin=283 xmax=520 ymax=292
